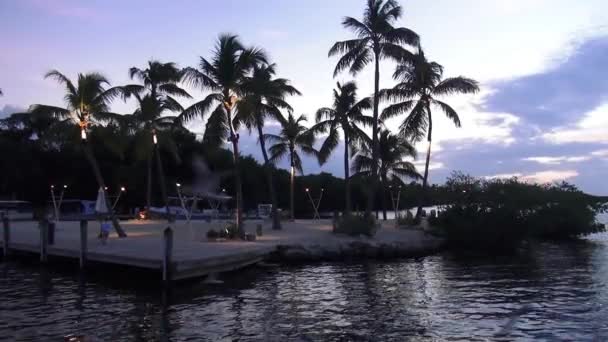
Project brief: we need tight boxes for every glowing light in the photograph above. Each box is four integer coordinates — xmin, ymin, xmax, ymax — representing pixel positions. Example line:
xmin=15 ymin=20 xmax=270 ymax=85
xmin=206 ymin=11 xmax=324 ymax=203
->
xmin=153 ymin=133 xmax=158 ymax=145
xmin=81 ymin=129 xmax=87 ymax=140
xmin=104 ymin=186 xmax=108 ymax=191
xmin=176 ymin=183 xmax=181 ymax=188
xmin=305 ymin=188 xmax=309 ymax=192
xmin=222 ymin=188 xmax=226 ymax=192
xmin=120 ymin=186 xmax=126 ymax=192
xmin=50 ymin=185 xmax=54 ymax=189
xmin=63 ymin=185 xmax=67 ymax=189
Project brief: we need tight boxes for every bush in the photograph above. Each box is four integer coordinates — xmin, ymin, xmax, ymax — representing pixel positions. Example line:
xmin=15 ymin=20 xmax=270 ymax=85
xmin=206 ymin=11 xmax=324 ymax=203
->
xmin=334 ymin=214 xmax=378 ymax=237
xmin=396 ymin=211 xmax=416 ymax=227
xmin=206 ymin=229 xmax=219 ymax=239
xmin=433 ymin=172 xmax=608 ymax=250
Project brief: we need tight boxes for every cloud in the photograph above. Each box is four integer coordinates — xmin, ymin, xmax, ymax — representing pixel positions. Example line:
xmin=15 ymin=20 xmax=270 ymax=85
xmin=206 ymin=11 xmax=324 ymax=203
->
xmin=0 ymin=105 xmax=25 ymax=119
xmin=25 ymin=0 xmax=101 ymax=19
xmin=486 ymin=170 xmax=579 ymax=184
xmin=482 ymin=36 xmax=608 ymax=128
xmin=541 ymin=102 xmax=608 ymax=144
xmin=523 ymin=156 xmax=591 ymax=164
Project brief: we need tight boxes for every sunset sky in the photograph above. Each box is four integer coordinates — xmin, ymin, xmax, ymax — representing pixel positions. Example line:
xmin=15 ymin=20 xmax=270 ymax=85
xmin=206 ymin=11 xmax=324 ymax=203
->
xmin=1 ymin=0 xmax=607 ymax=194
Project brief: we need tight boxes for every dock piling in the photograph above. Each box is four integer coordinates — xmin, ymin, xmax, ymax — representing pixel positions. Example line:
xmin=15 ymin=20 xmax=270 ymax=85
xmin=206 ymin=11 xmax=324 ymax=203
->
xmin=162 ymin=227 xmax=173 ymax=284
xmin=2 ymin=216 xmax=9 ymax=257
xmin=79 ymin=220 xmax=88 ymax=269
xmin=40 ymin=220 xmax=48 ymax=263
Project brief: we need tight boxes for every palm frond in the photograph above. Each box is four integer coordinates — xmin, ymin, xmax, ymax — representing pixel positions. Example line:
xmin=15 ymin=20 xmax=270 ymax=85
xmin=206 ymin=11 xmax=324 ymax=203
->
xmin=433 ymin=99 xmax=461 ymax=127
xmin=432 ymin=76 xmax=480 ymax=96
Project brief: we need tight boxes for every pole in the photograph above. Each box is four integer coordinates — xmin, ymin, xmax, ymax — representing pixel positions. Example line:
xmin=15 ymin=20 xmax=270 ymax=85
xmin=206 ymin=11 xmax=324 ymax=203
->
xmin=162 ymin=227 xmax=173 ymax=284
xmin=40 ymin=220 xmax=48 ymax=263
xmin=153 ymin=131 xmax=172 ymax=224
xmin=2 ymin=215 xmax=10 ymax=257
xmin=79 ymin=220 xmax=88 ymax=269
xmin=57 ymin=185 xmax=67 ymax=221
xmin=50 ymin=186 xmax=58 ymax=221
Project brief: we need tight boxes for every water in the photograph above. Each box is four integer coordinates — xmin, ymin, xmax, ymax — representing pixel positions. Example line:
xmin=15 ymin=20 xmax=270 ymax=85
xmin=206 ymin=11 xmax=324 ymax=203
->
xmin=2 ymin=218 xmax=608 ymax=341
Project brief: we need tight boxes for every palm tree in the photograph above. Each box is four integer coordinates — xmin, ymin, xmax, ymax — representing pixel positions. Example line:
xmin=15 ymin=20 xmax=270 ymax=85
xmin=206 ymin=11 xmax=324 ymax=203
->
xmin=237 ymin=63 xmax=301 ymax=229
xmin=125 ymin=61 xmax=190 ymax=215
xmin=0 ymin=88 xmax=3 ymax=96
xmin=310 ymin=81 xmax=372 ymax=215
xmin=30 ymin=70 xmax=128 ymax=237
xmin=352 ymin=129 xmax=420 ymax=220
xmin=329 ymin=0 xmax=419 ymax=217
xmin=180 ymin=34 xmax=267 ymax=233
xmin=265 ymin=113 xmax=316 ymax=220
xmin=381 ymin=46 xmax=479 ymax=218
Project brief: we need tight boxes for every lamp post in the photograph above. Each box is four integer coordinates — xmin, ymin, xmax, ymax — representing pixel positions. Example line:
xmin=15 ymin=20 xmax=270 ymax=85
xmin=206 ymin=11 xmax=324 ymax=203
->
xmin=305 ymin=188 xmax=324 ymax=220
xmin=389 ymin=185 xmax=402 ymax=225
xmin=50 ymin=185 xmax=57 ymax=221
xmin=112 ymin=186 xmax=126 ymax=210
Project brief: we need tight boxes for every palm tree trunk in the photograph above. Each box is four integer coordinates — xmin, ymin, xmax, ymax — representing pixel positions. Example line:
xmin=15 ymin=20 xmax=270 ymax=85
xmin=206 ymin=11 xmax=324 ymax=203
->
xmin=344 ymin=130 xmax=351 ymax=215
xmin=154 ymin=144 xmax=172 ymax=223
xmin=367 ymin=52 xmax=381 ymax=218
xmin=290 ymin=151 xmax=295 ymax=221
xmin=146 ymin=153 xmax=152 ymax=216
xmin=82 ymin=141 xmax=127 ymax=237
xmin=381 ymin=175 xmax=387 ymax=221
xmin=227 ymin=107 xmax=244 ymax=235
xmin=257 ymin=124 xmax=281 ymax=230
xmin=416 ymin=111 xmax=433 ymax=220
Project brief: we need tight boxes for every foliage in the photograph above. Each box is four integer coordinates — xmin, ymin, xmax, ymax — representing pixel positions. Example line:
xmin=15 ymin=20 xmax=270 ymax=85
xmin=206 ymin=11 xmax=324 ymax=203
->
xmin=206 ymin=229 xmax=219 ymax=239
xmin=334 ymin=214 xmax=378 ymax=237
xmin=396 ymin=211 xmax=415 ymax=227
xmin=431 ymin=172 xmax=608 ymax=250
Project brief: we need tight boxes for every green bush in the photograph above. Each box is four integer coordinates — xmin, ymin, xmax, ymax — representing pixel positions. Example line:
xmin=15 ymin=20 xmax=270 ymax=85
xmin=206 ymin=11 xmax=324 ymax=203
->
xmin=334 ymin=214 xmax=378 ymax=237
xmin=206 ymin=229 xmax=219 ymax=239
xmin=396 ymin=211 xmax=416 ymax=227
xmin=433 ymin=172 xmax=608 ymax=250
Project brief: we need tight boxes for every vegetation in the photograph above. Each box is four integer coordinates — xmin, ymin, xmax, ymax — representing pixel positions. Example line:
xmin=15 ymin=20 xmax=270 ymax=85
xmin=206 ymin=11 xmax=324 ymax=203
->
xmin=353 ymin=129 xmax=420 ymax=220
xmin=334 ymin=214 xmax=378 ymax=237
xmin=237 ymin=62 xmax=301 ymax=229
xmin=330 ymin=0 xmax=419 ymax=216
xmin=265 ymin=113 xmax=317 ymax=220
xmin=29 ymin=71 xmax=128 ymax=237
xmin=1 ymin=0 xmax=604 ymax=249
xmin=381 ymin=46 xmax=479 ymax=219
xmin=180 ymin=34 xmax=267 ymax=234
xmin=431 ymin=172 xmax=608 ymax=250
xmin=311 ymin=81 xmax=371 ymax=215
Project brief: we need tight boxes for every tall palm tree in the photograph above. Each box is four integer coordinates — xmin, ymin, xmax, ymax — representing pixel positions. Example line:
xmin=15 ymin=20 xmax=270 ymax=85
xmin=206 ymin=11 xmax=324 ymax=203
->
xmin=310 ymin=81 xmax=372 ymax=215
xmin=30 ymin=70 xmax=128 ymax=237
xmin=329 ymin=0 xmax=419 ymax=217
xmin=381 ymin=46 xmax=479 ymax=218
xmin=265 ymin=113 xmax=316 ymax=220
xmin=352 ymin=129 xmax=420 ymax=220
xmin=180 ymin=34 xmax=267 ymax=233
xmin=0 ymin=88 xmax=3 ymax=96
xmin=237 ymin=63 xmax=301 ymax=229
xmin=125 ymin=61 xmax=190 ymax=215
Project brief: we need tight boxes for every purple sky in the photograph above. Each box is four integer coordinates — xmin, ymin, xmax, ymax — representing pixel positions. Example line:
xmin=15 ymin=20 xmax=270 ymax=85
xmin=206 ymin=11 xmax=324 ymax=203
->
xmin=1 ymin=0 xmax=607 ymax=194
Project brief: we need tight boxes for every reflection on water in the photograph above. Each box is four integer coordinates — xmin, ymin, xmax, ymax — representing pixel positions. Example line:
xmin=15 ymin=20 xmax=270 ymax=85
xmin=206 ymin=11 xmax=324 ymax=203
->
xmin=2 ymin=234 xmax=608 ymax=340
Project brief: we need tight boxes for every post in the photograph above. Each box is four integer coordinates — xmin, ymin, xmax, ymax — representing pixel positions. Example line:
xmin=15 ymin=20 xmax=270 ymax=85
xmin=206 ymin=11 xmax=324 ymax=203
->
xmin=162 ymin=227 xmax=173 ymax=284
xmin=2 ymin=215 xmax=10 ymax=257
xmin=40 ymin=220 xmax=48 ymax=263
xmin=48 ymin=221 xmax=55 ymax=245
xmin=79 ymin=220 xmax=88 ymax=269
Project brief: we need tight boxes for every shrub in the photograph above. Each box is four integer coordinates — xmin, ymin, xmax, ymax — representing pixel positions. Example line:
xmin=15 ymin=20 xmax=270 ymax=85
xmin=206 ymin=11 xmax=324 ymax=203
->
xmin=334 ymin=214 xmax=378 ymax=237
xmin=396 ymin=211 xmax=416 ymax=227
xmin=434 ymin=172 xmax=608 ymax=250
xmin=206 ymin=229 xmax=219 ymax=239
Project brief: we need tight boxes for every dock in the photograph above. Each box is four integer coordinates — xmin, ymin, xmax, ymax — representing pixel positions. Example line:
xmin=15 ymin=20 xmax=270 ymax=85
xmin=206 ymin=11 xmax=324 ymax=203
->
xmin=0 ymin=218 xmax=442 ymax=282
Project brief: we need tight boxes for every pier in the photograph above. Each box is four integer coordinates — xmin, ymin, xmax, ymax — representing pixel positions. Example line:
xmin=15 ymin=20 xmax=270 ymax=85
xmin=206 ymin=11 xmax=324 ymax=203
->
xmin=0 ymin=218 xmax=442 ymax=282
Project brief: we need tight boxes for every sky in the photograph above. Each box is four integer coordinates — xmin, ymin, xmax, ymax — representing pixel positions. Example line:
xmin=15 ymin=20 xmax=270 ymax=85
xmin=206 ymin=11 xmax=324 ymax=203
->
xmin=1 ymin=0 xmax=607 ymax=194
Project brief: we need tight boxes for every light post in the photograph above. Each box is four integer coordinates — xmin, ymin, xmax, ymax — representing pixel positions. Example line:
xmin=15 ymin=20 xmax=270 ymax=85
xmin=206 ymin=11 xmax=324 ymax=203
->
xmin=112 ymin=186 xmax=126 ymax=210
xmin=389 ymin=185 xmax=402 ymax=225
xmin=305 ymin=188 xmax=324 ymax=220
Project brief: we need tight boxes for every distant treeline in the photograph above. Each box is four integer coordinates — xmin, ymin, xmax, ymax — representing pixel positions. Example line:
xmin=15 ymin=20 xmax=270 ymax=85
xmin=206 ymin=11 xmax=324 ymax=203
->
xmin=0 ymin=124 xmax=446 ymax=217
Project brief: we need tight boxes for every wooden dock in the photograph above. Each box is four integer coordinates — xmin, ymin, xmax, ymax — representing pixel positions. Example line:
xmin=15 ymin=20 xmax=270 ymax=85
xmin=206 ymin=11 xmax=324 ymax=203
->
xmin=1 ymin=218 xmax=442 ymax=283
xmin=1 ymin=218 xmax=275 ymax=281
